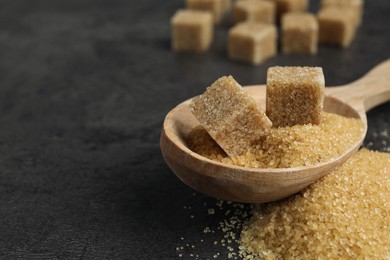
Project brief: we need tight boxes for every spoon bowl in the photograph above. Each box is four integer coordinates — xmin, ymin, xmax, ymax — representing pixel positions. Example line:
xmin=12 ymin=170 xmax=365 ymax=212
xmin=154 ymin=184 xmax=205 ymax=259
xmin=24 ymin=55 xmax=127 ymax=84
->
xmin=161 ymin=60 xmax=390 ymax=203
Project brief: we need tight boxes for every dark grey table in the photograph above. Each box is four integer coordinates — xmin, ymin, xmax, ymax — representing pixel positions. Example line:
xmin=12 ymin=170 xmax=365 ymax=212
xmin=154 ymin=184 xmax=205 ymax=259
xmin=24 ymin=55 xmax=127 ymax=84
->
xmin=0 ymin=0 xmax=389 ymax=259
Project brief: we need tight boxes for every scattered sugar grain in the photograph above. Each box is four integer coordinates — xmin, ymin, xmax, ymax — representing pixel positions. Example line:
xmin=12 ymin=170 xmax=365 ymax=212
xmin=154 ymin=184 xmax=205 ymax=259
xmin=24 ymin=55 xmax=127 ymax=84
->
xmin=380 ymin=129 xmax=388 ymax=137
xmin=176 ymin=199 xmax=250 ymax=259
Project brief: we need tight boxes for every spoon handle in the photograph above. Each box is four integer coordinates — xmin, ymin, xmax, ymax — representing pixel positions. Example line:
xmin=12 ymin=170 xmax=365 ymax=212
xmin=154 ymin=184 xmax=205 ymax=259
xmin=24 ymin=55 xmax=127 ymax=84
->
xmin=326 ymin=59 xmax=390 ymax=112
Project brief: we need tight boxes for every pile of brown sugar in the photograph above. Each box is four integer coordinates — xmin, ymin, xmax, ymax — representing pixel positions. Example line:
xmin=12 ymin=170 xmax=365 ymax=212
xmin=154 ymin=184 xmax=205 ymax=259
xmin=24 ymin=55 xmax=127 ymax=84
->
xmin=188 ymin=112 xmax=364 ymax=168
xmin=239 ymin=149 xmax=390 ymax=259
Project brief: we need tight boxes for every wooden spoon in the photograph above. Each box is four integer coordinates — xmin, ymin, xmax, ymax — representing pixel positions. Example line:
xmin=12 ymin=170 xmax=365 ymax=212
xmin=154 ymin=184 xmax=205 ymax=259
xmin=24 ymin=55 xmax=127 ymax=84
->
xmin=160 ymin=59 xmax=390 ymax=203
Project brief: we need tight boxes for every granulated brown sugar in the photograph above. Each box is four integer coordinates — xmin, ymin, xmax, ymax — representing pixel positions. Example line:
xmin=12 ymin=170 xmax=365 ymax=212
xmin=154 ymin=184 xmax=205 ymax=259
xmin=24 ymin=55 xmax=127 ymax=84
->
xmin=188 ymin=112 xmax=364 ymax=168
xmin=174 ymin=151 xmax=389 ymax=259
xmin=239 ymin=149 xmax=390 ymax=259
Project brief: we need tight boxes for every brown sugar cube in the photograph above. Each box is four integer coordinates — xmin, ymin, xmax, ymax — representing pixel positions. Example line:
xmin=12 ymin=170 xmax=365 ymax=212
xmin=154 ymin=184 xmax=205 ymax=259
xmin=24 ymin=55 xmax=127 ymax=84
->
xmin=171 ymin=10 xmax=213 ymax=52
xmin=318 ymin=8 xmax=357 ymax=48
xmin=274 ymin=0 xmax=308 ymax=19
xmin=281 ymin=12 xmax=318 ymax=54
xmin=266 ymin=67 xmax=325 ymax=127
xmin=321 ymin=0 xmax=363 ymax=26
xmin=228 ymin=22 xmax=277 ymax=65
xmin=232 ymin=0 xmax=275 ymax=24
xmin=191 ymin=76 xmax=272 ymax=157
xmin=187 ymin=0 xmax=224 ymax=24
xmin=222 ymin=0 xmax=232 ymax=14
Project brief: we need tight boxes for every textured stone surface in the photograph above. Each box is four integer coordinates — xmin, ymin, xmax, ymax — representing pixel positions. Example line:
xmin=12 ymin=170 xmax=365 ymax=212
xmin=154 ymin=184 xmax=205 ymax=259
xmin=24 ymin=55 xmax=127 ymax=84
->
xmin=0 ymin=0 xmax=388 ymax=258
